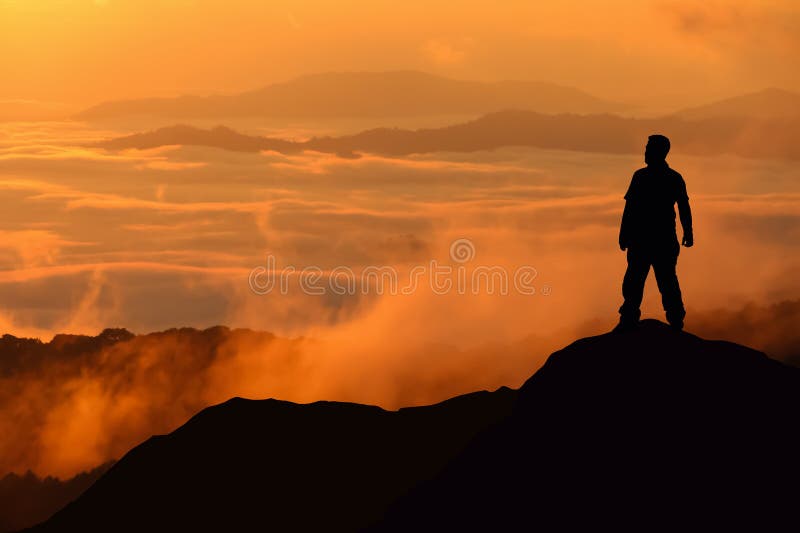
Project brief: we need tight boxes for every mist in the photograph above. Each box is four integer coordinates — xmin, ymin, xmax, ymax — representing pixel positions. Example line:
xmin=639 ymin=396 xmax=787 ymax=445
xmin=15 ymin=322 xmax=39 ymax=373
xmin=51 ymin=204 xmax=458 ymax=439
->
xmin=0 ymin=120 xmax=798 ymax=478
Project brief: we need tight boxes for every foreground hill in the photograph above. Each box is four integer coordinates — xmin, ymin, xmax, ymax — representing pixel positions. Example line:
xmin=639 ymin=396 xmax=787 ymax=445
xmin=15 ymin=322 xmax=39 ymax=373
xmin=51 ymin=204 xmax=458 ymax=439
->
xmin=378 ymin=320 xmax=800 ymax=530
xmin=96 ymin=110 xmax=800 ymax=160
xmin=29 ymin=388 xmax=517 ymax=532
xmin=75 ymin=71 xmax=625 ymax=121
xmin=28 ymin=320 xmax=800 ymax=531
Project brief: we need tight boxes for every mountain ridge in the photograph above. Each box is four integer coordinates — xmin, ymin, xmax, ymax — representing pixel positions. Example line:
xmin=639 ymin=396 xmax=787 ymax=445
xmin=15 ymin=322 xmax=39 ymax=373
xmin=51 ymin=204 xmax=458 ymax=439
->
xmin=672 ymin=87 xmax=800 ymax=120
xmin=378 ymin=319 xmax=800 ymax=530
xmin=95 ymin=109 xmax=800 ymax=160
xmin=74 ymin=73 xmax=799 ymax=123
xmin=75 ymin=71 xmax=626 ymax=122
xmin=25 ymin=320 xmax=800 ymax=531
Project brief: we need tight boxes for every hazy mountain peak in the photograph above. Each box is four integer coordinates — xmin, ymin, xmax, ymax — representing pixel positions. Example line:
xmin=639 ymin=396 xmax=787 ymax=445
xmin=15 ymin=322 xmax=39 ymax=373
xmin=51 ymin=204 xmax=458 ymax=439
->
xmin=673 ymin=87 xmax=800 ymax=119
xmin=75 ymin=71 xmax=626 ymax=121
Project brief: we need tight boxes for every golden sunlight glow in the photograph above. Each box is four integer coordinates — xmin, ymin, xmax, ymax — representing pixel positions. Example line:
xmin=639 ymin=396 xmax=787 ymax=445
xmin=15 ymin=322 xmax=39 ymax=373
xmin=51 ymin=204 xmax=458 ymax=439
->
xmin=1 ymin=0 xmax=797 ymax=107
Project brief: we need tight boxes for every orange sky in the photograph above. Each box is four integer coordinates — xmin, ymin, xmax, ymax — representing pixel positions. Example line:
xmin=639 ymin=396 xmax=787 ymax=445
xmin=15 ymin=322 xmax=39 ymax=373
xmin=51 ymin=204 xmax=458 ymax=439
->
xmin=1 ymin=0 xmax=798 ymax=108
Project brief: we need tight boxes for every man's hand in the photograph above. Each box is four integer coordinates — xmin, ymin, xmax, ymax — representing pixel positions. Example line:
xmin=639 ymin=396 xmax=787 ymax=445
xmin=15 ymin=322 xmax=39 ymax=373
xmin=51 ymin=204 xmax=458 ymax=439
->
xmin=682 ymin=233 xmax=694 ymax=247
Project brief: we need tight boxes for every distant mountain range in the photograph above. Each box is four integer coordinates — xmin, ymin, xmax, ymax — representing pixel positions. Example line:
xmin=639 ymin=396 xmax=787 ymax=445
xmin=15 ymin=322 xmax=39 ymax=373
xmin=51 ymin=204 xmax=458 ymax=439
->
xmin=26 ymin=321 xmax=800 ymax=531
xmin=671 ymin=87 xmax=800 ymax=120
xmin=74 ymin=71 xmax=800 ymax=125
xmin=74 ymin=71 xmax=628 ymax=121
xmin=96 ymin=108 xmax=800 ymax=160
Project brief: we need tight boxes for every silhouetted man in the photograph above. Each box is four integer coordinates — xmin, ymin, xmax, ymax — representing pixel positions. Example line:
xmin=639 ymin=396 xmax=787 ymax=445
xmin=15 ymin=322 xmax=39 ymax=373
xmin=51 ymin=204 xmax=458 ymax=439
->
xmin=617 ymin=134 xmax=693 ymax=331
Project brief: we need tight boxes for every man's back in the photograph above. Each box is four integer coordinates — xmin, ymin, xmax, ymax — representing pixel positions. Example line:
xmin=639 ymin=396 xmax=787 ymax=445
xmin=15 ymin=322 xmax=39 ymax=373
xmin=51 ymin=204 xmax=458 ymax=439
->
xmin=621 ymin=162 xmax=688 ymax=248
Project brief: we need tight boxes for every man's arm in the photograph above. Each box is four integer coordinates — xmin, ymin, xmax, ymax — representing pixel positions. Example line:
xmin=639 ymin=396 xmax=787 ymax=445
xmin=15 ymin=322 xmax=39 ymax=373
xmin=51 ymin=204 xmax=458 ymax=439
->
xmin=677 ymin=175 xmax=693 ymax=247
xmin=619 ymin=173 xmax=637 ymax=251
xmin=619 ymin=200 xmax=632 ymax=251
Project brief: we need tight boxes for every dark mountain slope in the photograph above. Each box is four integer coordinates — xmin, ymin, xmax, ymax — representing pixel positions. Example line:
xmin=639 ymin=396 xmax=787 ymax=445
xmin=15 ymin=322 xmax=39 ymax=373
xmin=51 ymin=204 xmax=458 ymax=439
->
xmin=378 ymin=320 xmax=800 ymax=530
xmin=28 ymin=388 xmax=517 ymax=532
xmin=27 ymin=320 xmax=800 ymax=531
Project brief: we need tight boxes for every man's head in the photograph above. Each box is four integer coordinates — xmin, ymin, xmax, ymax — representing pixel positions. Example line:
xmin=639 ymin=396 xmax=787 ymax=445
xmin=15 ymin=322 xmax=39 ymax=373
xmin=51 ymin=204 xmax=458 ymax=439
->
xmin=645 ymin=134 xmax=670 ymax=165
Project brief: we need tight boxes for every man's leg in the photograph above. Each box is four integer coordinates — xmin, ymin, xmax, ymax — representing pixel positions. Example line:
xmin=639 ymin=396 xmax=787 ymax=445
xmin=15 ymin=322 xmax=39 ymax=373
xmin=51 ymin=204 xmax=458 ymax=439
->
xmin=619 ymin=248 xmax=650 ymax=325
xmin=653 ymin=244 xmax=685 ymax=328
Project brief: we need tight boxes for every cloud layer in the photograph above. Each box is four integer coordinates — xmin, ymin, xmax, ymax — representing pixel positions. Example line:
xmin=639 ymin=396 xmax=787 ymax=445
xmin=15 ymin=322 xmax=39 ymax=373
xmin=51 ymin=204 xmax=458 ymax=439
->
xmin=0 ymin=120 xmax=797 ymax=479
